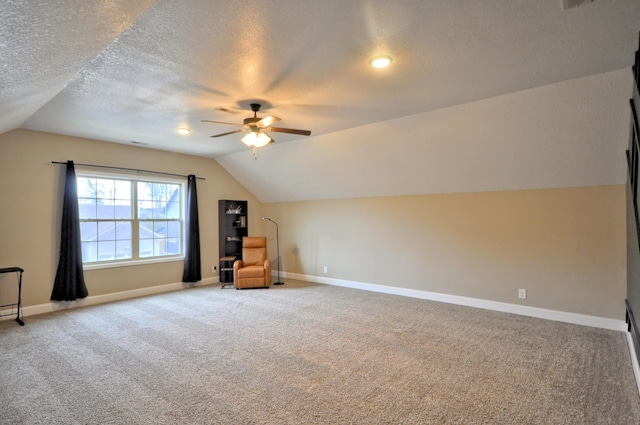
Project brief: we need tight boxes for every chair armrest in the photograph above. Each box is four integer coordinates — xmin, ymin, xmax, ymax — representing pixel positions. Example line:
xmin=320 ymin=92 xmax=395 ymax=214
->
xmin=264 ymin=259 xmax=271 ymax=286
xmin=233 ymin=260 xmax=243 ymax=270
xmin=233 ymin=260 xmax=243 ymax=284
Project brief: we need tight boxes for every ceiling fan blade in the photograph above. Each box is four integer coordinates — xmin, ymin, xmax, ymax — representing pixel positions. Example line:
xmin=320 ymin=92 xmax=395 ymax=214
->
xmin=201 ymin=119 xmax=242 ymax=127
xmin=210 ymin=129 xmax=245 ymax=138
xmin=256 ymin=115 xmax=281 ymax=128
xmin=215 ymin=106 xmax=241 ymax=115
xmin=268 ymin=127 xmax=311 ymax=136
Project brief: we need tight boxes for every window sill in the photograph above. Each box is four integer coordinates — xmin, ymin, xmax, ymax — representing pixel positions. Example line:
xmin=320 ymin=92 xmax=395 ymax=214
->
xmin=83 ymin=256 xmax=184 ymax=271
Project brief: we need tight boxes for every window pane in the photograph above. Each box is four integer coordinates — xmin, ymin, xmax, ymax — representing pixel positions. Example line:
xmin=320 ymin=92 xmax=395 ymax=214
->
xmin=139 ymin=237 xmax=154 ymax=258
xmin=153 ymin=206 xmax=167 ymax=219
xmin=80 ymin=222 xmax=97 ymax=241
xmin=156 ymin=222 xmax=167 ymax=256
xmin=137 ymin=182 xmax=151 ymax=201
xmin=115 ymin=222 xmax=131 ymax=239
xmin=98 ymin=240 xmax=115 ymax=261
xmin=166 ymin=201 xmax=180 ymax=219
xmin=139 ymin=220 xmax=153 ymax=235
xmin=116 ymin=240 xmax=132 ymax=259
xmin=97 ymin=203 xmax=115 ymax=219
xmin=77 ymin=177 xmax=95 ymax=197
xmin=96 ymin=178 xmax=115 ymax=199
xmin=166 ymin=237 xmax=180 ymax=255
xmin=82 ymin=241 xmax=97 ymax=262
xmin=150 ymin=184 xmax=162 ymax=202
xmin=139 ymin=222 xmax=153 ymax=257
xmin=137 ymin=182 xmax=181 ymax=219
xmin=114 ymin=180 xmax=130 ymax=200
xmin=167 ymin=184 xmax=179 ymax=201
xmin=167 ymin=221 xmax=180 ymax=238
xmin=138 ymin=200 xmax=153 ymax=218
xmin=79 ymin=198 xmax=97 ymax=219
xmin=154 ymin=221 xmax=167 ymax=237
xmin=155 ymin=238 xmax=163 ymax=256
xmin=97 ymin=221 xmax=115 ymax=240
xmin=114 ymin=204 xmax=132 ymax=219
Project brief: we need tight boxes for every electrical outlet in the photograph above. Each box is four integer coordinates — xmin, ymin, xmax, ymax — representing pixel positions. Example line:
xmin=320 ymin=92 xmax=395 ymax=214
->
xmin=212 ymin=266 xmax=217 ymax=273
xmin=518 ymin=289 xmax=527 ymax=299
xmin=323 ymin=266 xmax=328 ymax=274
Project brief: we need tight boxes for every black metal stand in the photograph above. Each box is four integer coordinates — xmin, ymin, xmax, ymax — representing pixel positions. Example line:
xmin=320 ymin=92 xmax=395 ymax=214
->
xmin=219 ymin=256 xmax=236 ymax=288
xmin=262 ymin=217 xmax=284 ymax=285
xmin=0 ymin=267 xmax=24 ymax=326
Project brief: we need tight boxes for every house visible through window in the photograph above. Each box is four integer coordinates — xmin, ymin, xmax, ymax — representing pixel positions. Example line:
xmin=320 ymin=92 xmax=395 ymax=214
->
xmin=77 ymin=173 xmax=184 ymax=267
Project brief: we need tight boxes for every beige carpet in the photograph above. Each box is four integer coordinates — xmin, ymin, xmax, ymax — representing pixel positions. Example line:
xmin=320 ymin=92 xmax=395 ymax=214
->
xmin=1 ymin=279 xmax=639 ymax=424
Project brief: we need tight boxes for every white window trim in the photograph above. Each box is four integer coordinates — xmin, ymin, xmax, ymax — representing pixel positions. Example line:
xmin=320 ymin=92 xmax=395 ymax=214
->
xmin=82 ymin=255 xmax=184 ymax=271
xmin=76 ymin=169 xmax=186 ymax=270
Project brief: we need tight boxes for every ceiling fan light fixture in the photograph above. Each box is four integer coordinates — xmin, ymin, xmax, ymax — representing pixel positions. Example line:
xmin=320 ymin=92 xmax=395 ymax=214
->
xmin=177 ymin=127 xmax=191 ymax=135
xmin=241 ymin=131 xmax=271 ymax=148
xmin=369 ymin=55 xmax=393 ymax=69
xmin=202 ymin=103 xmax=310 ymax=159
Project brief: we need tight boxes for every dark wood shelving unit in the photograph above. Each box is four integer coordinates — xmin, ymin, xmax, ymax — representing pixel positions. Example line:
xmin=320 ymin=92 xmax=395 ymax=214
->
xmin=218 ymin=200 xmax=248 ymax=287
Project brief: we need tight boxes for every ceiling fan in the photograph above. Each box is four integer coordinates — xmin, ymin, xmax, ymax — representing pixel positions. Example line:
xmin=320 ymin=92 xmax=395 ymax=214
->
xmin=202 ymin=103 xmax=311 ymax=159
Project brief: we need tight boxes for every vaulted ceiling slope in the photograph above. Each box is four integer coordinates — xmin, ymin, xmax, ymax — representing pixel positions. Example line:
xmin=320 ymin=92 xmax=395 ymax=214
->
xmin=1 ymin=1 xmax=639 ymax=202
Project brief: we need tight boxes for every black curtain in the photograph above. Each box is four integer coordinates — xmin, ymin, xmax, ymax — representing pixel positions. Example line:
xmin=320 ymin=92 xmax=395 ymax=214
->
xmin=51 ymin=161 xmax=89 ymax=301
xmin=182 ymin=174 xmax=201 ymax=282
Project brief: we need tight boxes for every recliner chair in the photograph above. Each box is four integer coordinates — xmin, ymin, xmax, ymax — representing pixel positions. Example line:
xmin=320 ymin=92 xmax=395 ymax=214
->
xmin=233 ymin=236 xmax=271 ymax=289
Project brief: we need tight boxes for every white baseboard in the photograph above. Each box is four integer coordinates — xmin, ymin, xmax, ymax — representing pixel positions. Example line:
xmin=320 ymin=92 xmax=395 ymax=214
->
xmin=1 ymin=277 xmax=219 ymax=321
xmin=280 ymin=271 xmax=627 ymax=332
xmin=8 ymin=271 xmax=628 ymax=333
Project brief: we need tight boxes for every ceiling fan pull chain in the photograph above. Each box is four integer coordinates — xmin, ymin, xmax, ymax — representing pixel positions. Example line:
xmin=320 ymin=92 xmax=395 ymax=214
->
xmin=252 ymin=146 xmax=258 ymax=160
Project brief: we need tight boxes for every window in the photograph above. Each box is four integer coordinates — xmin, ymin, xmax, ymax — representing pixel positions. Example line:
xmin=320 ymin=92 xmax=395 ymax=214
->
xmin=77 ymin=173 xmax=184 ymax=267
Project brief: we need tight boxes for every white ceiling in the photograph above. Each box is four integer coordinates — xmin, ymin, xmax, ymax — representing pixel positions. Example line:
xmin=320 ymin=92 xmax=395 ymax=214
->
xmin=2 ymin=0 xmax=640 ymax=202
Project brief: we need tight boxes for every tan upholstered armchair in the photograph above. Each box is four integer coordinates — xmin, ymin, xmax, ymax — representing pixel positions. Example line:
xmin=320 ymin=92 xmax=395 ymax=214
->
xmin=233 ymin=237 xmax=271 ymax=289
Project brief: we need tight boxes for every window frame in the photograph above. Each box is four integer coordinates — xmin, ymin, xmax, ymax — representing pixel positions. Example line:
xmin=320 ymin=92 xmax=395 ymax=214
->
xmin=76 ymin=169 xmax=186 ymax=270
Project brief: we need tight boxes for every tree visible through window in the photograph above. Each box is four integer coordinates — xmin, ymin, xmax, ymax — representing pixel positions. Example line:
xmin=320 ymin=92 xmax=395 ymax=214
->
xmin=77 ymin=174 xmax=184 ymax=265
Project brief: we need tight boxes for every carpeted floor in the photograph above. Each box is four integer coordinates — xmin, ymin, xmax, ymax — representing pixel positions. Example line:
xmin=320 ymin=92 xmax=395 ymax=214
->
xmin=1 ymin=279 xmax=639 ymax=424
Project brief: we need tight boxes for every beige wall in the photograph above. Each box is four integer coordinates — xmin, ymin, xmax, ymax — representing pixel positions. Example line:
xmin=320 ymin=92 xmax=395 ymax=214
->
xmin=0 ymin=129 xmax=627 ymax=322
xmin=264 ymin=185 xmax=626 ymax=320
xmin=0 ymin=129 xmax=264 ymax=308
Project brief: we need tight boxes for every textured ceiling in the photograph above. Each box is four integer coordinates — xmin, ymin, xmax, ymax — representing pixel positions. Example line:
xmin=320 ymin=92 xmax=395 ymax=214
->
xmin=1 ymin=0 xmax=640 ymax=202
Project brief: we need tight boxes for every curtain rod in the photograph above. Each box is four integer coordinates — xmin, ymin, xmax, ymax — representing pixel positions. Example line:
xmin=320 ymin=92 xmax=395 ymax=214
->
xmin=51 ymin=161 xmax=205 ymax=180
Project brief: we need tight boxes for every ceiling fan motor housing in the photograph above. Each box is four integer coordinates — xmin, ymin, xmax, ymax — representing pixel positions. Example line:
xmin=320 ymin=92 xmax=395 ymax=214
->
xmin=244 ymin=117 xmax=261 ymax=127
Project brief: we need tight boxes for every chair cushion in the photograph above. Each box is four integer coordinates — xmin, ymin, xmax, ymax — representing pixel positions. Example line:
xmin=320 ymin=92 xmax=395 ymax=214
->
xmin=243 ymin=249 xmax=265 ymax=266
xmin=237 ymin=265 xmax=265 ymax=279
xmin=242 ymin=237 xmax=267 ymax=266
xmin=243 ymin=237 xmax=266 ymax=248
xmin=236 ymin=277 xmax=267 ymax=288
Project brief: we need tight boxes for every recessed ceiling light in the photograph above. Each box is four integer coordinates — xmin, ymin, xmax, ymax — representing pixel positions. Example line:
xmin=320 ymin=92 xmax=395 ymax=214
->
xmin=177 ymin=127 xmax=191 ymax=135
xmin=369 ymin=55 xmax=393 ymax=69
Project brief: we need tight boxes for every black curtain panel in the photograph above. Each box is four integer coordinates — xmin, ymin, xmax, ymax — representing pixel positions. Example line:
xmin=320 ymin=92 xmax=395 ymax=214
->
xmin=182 ymin=174 xmax=201 ymax=282
xmin=51 ymin=161 xmax=89 ymax=301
